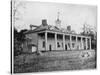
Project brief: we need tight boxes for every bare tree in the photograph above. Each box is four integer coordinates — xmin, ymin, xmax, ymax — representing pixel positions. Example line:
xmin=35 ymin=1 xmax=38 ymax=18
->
xmin=81 ymin=23 xmax=96 ymax=36
xmin=81 ymin=23 xmax=97 ymax=50
xmin=12 ymin=0 xmax=27 ymax=56
xmin=12 ymin=0 xmax=26 ymax=26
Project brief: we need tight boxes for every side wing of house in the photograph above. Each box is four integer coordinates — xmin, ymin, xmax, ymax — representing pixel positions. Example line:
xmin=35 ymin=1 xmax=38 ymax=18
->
xmin=23 ymin=33 xmax=38 ymax=53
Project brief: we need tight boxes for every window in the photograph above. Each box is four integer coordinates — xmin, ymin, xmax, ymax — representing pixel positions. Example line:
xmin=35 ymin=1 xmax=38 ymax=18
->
xmin=57 ymin=42 xmax=60 ymax=47
xmin=68 ymin=43 xmax=70 ymax=48
xmin=66 ymin=35 xmax=70 ymax=40
xmin=72 ymin=36 xmax=76 ymax=41
xmin=72 ymin=43 xmax=75 ymax=48
xmin=43 ymin=41 xmax=45 ymax=48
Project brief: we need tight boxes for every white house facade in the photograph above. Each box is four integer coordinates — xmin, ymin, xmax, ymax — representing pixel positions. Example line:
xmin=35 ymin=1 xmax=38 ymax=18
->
xmin=23 ymin=19 xmax=91 ymax=53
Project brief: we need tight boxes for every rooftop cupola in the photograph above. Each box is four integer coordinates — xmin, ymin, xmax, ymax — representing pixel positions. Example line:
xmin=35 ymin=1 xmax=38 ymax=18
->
xmin=55 ymin=12 xmax=61 ymax=28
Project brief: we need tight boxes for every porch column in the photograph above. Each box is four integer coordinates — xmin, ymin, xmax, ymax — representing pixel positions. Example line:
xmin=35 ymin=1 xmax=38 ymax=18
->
xmin=37 ymin=34 xmax=39 ymax=52
xmin=63 ymin=34 xmax=65 ymax=50
xmin=76 ymin=36 xmax=78 ymax=50
xmin=45 ymin=31 xmax=47 ymax=51
xmin=81 ymin=37 xmax=83 ymax=50
xmin=90 ymin=38 xmax=91 ymax=50
xmin=55 ymin=33 xmax=57 ymax=50
xmin=70 ymin=35 xmax=72 ymax=50
xmin=85 ymin=38 xmax=88 ymax=50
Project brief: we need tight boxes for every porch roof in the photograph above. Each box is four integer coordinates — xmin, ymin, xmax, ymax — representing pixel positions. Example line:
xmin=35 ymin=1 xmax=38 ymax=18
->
xmin=24 ymin=25 xmax=61 ymax=34
xmin=24 ymin=25 xmax=90 ymax=38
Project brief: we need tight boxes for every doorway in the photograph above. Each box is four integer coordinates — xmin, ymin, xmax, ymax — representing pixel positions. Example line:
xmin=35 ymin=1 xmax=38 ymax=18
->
xmin=65 ymin=44 xmax=67 ymax=50
xmin=49 ymin=44 xmax=52 ymax=51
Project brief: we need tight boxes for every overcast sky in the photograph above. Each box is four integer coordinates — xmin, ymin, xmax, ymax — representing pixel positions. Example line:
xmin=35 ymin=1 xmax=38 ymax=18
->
xmin=13 ymin=0 xmax=97 ymax=33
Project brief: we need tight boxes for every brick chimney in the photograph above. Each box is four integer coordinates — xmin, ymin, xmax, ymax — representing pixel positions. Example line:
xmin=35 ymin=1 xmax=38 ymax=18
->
xmin=42 ymin=19 xmax=48 ymax=26
xmin=67 ymin=25 xmax=71 ymax=31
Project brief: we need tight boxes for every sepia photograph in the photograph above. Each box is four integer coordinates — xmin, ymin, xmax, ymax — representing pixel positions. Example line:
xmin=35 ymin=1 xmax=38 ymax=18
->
xmin=11 ymin=0 xmax=97 ymax=73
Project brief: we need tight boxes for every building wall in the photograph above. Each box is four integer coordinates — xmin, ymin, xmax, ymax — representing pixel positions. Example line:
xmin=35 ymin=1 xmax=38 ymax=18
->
xmin=38 ymin=36 xmax=56 ymax=51
xmin=47 ymin=38 xmax=56 ymax=51
xmin=71 ymin=42 xmax=77 ymax=50
xmin=38 ymin=36 xmax=83 ymax=51
xmin=24 ymin=32 xmax=88 ymax=52
xmin=23 ymin=33 xmax=38 ymax=53
xmin=23 ymin=41 xmax=29 ymax=52
xmin=77 ymin=42 xmax=82 ymax=50
xmin=56 ymin=39 xmax=63 ymax=50
xmin=65 ymin=40 xmax=70 ymax=50
xmin=38 ymin=36 xmax=85 ymax=51
xmin=26 ymin=33 xmax=38 ymax=45
xmin=38 ymin=36 xmax=62 ymax=51
xmin=38 ymin=36 xmax=45 ymax=51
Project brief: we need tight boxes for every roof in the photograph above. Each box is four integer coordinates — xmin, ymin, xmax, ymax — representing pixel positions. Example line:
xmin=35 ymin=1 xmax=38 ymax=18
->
xmin=25 ymin=25 xmax=76 ymax=34
xmin=24 ymin=25 xmax=61 ymax=34
xmin=24 ymin=25 xmax=90 ymax=38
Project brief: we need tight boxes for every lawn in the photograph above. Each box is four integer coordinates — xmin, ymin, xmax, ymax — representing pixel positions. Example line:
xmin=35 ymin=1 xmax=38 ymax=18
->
xmin=14 ymin=50 xmax=96 ymax=73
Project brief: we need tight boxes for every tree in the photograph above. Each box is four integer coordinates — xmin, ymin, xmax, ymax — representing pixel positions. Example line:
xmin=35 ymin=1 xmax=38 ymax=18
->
xmin=17 ymin=29 xmax=27 ymax=43
xmin=80 ymin=23 xmax=97 ymax=50
xmin=14 ymin=27 xmax=21 ymax=56
xmin=12 ymin=0 xmax=27 ymax=56
xmin=12 ymin=0 xmax=27 ymax=29
xmin=14 ymin=27 xmax=28 ymax=56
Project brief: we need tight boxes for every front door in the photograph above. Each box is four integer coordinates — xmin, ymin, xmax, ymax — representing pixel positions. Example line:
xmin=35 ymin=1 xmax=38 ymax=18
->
xmin=65 ymin=44 xmax=67 ymax=50
xmin=49 ymin=45 xmax=52 ymax=51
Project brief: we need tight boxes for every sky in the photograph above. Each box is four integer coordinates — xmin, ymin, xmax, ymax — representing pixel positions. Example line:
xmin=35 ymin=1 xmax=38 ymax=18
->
xmin=13 ymin=0 xmax=97 ymax=33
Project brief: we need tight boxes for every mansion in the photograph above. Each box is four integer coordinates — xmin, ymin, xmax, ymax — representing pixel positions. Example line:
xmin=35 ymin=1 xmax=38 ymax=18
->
xmin=23 ymin=19 xmax=91 ymax=53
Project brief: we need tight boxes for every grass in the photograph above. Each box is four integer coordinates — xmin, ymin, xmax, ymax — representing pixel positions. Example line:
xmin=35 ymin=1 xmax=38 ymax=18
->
xmin=14 ymin=50 xmax=96 ymax=73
